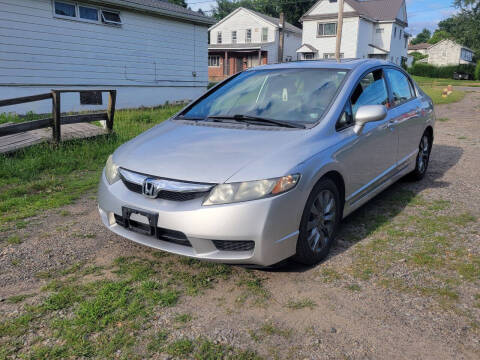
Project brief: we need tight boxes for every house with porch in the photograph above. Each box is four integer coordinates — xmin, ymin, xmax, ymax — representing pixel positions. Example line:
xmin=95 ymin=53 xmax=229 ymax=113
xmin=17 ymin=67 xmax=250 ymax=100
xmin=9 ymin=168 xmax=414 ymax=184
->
xmin=208 ymin=7 xmax=302 ymax=82
xmin=297 ymin=0 xmax=409 ymax=65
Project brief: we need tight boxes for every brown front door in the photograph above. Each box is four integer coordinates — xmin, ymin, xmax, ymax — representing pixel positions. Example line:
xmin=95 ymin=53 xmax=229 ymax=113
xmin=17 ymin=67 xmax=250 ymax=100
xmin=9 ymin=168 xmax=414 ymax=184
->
xmin=236 ymin=57 xmax=243 ymax=73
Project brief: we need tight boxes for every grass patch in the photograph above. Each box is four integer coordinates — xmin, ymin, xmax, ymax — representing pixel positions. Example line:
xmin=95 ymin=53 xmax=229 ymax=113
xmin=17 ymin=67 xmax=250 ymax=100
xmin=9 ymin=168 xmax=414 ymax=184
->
xmin=6 ymin=234 xmax=22 ymax=245
xmin=345 ymin=189 xmax=477 ymax=306
xmin=0 ymin=105 xmax=182 ymax=230
xmin=421 ymin=86 xmax=465 ymax=105
xmin=285 ymin=298 xmax=316 ymax=310
xmin=174 ymin=313 xmax=193 ymax=323
xmin=437 ymin=117 xmax=449 ymax=122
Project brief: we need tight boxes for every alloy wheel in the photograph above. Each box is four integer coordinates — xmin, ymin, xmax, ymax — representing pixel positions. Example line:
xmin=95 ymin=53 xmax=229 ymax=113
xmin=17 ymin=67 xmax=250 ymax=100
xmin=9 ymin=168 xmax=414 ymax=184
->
xmin=306 ymin=190 xmax=336 ymax=253
xmin=417 ymin=135 xmax=430 ymax=174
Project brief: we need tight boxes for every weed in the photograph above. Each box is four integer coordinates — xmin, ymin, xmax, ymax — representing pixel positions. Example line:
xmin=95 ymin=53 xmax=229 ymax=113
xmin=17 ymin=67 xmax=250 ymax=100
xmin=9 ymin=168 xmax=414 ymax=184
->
xmin=174 ymin=313 xmax=193 ymax=323
xmin=6 ymin=235 xmax=21 ymax=245
xmin=165 ymin=338 xmax=194 ymax=357
xmin=285 ymin=298 xmax=317 ymax=310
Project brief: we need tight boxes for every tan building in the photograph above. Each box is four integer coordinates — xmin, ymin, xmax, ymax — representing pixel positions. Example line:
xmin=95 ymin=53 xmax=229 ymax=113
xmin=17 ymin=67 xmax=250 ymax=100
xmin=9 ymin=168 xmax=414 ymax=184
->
xmin=426 ymin=39 xmax=474 ymax=66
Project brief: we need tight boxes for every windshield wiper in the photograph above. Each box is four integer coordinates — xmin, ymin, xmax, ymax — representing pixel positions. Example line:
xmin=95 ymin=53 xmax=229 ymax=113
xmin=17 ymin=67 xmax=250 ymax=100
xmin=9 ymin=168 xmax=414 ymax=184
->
xmin=207 ymin=114 xmax=305 ymax=129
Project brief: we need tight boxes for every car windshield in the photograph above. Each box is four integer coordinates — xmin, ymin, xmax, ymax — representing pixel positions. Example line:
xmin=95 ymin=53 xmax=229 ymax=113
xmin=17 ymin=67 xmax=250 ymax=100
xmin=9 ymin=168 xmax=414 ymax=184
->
xmin=181 ymin=68 xmax=348 ymax=126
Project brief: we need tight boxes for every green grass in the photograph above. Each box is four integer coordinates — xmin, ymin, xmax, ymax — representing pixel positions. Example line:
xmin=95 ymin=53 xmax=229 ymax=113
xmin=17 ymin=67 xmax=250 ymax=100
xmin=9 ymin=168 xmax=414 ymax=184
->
xmin=344 ymin=189 xmax=478 ymax=305
xmin=0 ymin=105 xmax=182 ymax=230
xmin=285 ymin=298 xmax=317 ymax=310
xmin=421 ymin=86 xmax=466 ymax=105
xmin=0 ymin=255 xmax=257 ymax=359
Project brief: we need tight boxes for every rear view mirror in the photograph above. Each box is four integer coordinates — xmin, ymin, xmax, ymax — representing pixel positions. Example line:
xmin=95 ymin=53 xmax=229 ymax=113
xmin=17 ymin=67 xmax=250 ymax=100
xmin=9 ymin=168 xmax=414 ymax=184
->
xmin=354 ymin=105 xmax=387 ymax=134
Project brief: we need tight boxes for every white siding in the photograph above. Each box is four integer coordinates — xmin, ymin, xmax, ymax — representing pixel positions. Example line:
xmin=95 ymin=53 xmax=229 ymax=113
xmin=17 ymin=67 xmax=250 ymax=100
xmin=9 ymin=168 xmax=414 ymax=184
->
xmin=284 ymin=32 xmax=302 ymax=61
xmin=307 ymin=0 xmax=355 ymax=15
xmin=0 ymin=0 xmax=210 ymax=113
xmin=210 ymin=8 xmax=276 ymax=45
xmin=301 ymin=17 xmax=359 ymax=59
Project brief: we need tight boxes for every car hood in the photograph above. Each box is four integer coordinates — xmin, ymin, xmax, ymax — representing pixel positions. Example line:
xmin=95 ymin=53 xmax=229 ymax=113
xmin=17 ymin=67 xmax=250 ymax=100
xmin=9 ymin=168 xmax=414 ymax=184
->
xmin=113 ymin=120 xmax=310 ymax=184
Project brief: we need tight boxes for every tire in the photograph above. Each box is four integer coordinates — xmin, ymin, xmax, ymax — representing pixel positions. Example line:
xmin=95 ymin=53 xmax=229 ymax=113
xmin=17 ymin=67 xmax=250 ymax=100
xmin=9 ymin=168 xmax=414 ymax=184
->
xmin=408 ymin=132 xmax=432 ymax=181
xmin=294 ymin=178 xmax=342 ymax=266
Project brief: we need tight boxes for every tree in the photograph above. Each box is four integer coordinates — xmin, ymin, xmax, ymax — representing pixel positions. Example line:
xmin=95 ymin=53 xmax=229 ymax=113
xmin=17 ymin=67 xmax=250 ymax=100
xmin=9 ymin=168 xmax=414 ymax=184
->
xmin=411 ymin=28 xmax=431 ymax=45
xmin=454 ymin=0 xmax=479 ymax=9
xmin=428 ymin=30 xmax=450 ymax=44
xmin=197 ymin=8 xmax=205 ymax=15
xmin=437 ymin=7 xmax=480 ymax=57
xmin=167 ymin=0 xmax=187 ymax=7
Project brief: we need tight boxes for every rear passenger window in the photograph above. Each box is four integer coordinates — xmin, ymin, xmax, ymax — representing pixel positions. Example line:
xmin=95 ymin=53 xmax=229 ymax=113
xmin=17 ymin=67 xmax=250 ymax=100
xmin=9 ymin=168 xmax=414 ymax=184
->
xmin=350 ymin=69 xmax=388 ymax=115
xmin=385 ymin=69 xmax=414 ymax=106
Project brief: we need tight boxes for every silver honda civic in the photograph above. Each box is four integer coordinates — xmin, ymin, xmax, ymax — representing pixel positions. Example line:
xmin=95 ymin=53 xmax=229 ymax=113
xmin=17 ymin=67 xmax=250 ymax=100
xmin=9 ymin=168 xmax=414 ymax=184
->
xmin=98 ymin=59 xmax=435 ymax=266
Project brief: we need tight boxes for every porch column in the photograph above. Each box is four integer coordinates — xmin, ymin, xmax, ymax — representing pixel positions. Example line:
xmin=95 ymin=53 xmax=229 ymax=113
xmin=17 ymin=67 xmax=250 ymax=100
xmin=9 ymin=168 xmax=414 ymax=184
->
xmin=224 ymin=50 xmax=229 ymax=76
xmin=258 ymin=49 xmax=262 ymax=66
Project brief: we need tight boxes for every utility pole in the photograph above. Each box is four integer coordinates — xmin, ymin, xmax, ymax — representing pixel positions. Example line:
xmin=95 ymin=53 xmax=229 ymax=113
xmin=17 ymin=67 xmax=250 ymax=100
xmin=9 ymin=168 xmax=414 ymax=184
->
xmin=335 ymin=0 xmax=344 ymax=62
xmin=278 ymin=12 xmax=285 ymax=63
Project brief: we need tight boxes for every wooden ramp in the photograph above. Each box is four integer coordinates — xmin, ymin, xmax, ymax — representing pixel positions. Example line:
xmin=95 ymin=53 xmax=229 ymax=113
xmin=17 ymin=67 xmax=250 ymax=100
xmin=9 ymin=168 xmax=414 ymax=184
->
xmin=0 ymin=122 xmax=108 ymax=154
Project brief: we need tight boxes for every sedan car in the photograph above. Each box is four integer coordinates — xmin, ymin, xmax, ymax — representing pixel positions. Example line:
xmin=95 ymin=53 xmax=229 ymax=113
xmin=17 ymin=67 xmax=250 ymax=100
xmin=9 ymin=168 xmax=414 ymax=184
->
xmin=98 ymin=59 xmax=435 ymax=266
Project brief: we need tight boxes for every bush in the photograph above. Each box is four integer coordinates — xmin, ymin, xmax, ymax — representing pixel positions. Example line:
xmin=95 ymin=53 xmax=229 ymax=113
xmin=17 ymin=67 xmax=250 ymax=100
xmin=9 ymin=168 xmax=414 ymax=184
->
xmin=475 ymin=62 xmax=480 ymax=80
xmin=407 ymin=63 xmax=476 ymax=79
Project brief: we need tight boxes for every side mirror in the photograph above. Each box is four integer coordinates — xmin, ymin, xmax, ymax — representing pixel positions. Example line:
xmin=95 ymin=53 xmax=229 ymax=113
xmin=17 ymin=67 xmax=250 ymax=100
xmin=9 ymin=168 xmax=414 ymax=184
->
xmin=353 ymin=105 xmax=387 ymax=134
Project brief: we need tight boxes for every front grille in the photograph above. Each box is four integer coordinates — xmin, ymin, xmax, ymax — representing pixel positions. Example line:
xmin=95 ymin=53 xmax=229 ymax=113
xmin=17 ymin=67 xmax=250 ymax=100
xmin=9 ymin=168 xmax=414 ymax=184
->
xmin=212 ymin=240 xmax=255 ymax=252
xmin=121 ymin=178 xmax=209 ymax=202
xmin=114 ymin=214 xmax=192 ymax=247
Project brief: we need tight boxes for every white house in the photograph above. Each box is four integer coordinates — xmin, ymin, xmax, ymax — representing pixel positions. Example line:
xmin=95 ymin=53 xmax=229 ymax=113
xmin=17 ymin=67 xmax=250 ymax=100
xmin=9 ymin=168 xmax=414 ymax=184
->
xmin=297 ymin=0 xmax=409 ymax=65
xmin=0 ymin=0 xmax=215 ymax=114
xmin=425 ymin=39 xmax=475 ymax=66
xmin=208 ymin=7 xmax=302 ymax=82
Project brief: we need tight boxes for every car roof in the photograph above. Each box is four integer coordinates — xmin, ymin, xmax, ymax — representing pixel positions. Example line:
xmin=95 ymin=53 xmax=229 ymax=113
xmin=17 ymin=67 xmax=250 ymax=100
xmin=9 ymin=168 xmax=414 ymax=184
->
xmin=247 ymin=59 xmax=393 ymax=71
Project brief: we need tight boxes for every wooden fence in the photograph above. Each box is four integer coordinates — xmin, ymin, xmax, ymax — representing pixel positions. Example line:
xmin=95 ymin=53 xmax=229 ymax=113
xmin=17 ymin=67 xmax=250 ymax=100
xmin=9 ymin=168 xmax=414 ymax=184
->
xmin=0 ymin=90 xmax=116 ymax=144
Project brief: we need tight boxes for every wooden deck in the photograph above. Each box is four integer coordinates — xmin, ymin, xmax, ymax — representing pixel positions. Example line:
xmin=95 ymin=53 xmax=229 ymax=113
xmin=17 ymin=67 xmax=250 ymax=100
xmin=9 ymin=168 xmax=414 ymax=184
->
xmin=0 ymin=122 xmax=108 ymax=154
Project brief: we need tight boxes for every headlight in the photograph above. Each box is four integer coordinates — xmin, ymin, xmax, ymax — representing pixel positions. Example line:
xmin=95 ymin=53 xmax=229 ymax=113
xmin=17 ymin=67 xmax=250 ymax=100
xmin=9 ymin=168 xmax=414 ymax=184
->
xmin=203 ymin=174 xmax=300 ymax=205
xmin=105 ymin=155 xmax=120 ymax=185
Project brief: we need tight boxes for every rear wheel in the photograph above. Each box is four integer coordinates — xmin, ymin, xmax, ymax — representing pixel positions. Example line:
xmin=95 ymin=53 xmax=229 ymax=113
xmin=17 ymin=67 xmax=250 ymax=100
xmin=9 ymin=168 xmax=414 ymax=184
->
xmin=294 ymin=179 xmax=341 ymax=265
xmin=409 ymin=133 xmax=431 ymax=181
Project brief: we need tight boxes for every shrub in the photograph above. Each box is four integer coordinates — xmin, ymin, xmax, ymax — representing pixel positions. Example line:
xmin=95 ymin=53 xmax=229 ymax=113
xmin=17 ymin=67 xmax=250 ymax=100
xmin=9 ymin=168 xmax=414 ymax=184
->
xmin=475 ymin=61 xmax=480 ymax=80
xmin=407 ymin=63 xmax=475 ymax=79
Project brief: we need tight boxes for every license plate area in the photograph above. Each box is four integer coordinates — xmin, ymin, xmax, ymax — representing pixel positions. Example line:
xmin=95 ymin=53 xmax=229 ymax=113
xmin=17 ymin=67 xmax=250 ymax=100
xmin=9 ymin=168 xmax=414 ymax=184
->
xmin=121 ymin=207 xmax=158 ymax=236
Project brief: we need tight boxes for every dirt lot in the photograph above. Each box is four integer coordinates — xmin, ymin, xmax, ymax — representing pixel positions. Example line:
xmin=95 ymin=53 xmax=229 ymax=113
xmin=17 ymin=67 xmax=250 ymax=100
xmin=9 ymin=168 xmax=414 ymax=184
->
xmin=1 ymin=91 xmax=479 ymax=359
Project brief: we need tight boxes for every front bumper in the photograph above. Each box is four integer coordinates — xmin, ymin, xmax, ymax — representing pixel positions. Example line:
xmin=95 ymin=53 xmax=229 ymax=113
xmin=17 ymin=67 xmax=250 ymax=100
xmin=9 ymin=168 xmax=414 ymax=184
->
xmin=97 ymin=171 xmax=305 ymax=266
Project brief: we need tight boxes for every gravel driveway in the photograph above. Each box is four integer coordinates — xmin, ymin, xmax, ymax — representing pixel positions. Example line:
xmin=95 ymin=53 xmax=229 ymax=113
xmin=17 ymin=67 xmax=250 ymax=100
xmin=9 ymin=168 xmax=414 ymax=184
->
xmin=1 ymin=90 xmax=479 ymax=359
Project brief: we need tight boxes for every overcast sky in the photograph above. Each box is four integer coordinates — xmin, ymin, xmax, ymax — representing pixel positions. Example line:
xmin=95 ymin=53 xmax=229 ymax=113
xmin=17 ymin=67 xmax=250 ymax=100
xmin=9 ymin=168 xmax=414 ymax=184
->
xmin=186 ymin=0 xmax=459 ymax=36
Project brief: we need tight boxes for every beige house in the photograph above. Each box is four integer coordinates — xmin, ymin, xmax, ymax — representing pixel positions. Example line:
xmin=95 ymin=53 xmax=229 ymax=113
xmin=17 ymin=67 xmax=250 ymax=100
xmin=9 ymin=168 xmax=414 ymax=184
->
xmin=426 ymin=39 xmax=474 ymax=66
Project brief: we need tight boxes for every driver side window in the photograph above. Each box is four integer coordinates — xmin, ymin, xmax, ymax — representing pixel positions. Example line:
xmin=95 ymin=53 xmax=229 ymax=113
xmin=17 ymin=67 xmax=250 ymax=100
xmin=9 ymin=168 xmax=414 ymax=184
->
xmin=350 ymin=69 xmax=388 ymax=115
xmin=336 ymin=69 xmax=388 ymax=131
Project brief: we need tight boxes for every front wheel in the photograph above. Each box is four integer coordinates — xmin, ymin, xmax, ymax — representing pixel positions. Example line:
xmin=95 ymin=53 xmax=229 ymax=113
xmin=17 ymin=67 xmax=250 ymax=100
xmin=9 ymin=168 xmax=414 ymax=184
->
xmin=294 ymin=179 xmax=341 ymax=265
xmin=409 ymin=133 xmax=431 ymax=181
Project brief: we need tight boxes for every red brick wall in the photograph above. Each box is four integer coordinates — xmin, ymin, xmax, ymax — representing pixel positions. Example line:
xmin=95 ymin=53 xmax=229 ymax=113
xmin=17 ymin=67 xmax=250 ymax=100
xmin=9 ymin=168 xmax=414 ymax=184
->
xmin=209 ymin=52 xmax=268 ymax=82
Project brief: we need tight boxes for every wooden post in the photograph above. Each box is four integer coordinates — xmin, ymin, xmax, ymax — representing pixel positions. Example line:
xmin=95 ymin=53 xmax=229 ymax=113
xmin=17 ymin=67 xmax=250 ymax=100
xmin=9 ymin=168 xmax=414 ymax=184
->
xmin=278 ymin=12 xmax=285 ymax=63
xmin=107 ymin=90 xmax=116 ymax=133
xmin=51 ymin=90 xmax=61 ymax=144
xmin=224 ymin=50 xmax=228 ymax=76
xmin=336 ymin=0 xmax=345 ymax=62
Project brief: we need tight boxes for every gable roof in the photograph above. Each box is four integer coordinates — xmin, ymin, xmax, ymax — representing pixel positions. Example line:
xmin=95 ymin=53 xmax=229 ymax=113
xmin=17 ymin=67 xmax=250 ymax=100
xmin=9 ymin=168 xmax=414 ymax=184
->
xmin=93 ymin=0 xmax=215 ymax=25
xmin=428 ymin=39 xmax=474 ymax=53
xmin=302 ymin=0 xmax=407 ymax=25
xmin=209 ymin=7 xmax=302 ymax=34
xmin=408 ymin=42 xmax=430 ymax=51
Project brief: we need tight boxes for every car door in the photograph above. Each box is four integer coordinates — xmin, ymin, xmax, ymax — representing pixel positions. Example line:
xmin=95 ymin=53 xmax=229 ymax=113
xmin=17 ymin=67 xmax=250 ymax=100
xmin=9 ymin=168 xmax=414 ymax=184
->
xmin=335 ymin=68 xmax=398 ymax=202
xmin=384 ymin=68 xmax=423 ymax=165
